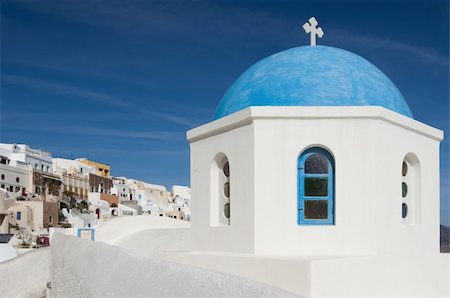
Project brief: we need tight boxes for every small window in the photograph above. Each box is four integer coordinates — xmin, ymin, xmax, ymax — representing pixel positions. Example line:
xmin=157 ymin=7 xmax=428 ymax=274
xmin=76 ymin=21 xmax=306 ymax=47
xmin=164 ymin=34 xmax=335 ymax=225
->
xmin=304 ymin=200 xmax=328 ymax=220
xmin=401 ymin=154 xmax=421 ymax=224
xmin=223 ymin=182 xmax=230 ymax=198
xmin=49 ymin=216 xmax=53 ymax=223
xmin=211 ymin=154 xmax=231 ymax=226
xmin=16 ymin=177 xmax=20 ymax=183
xmin=17 ymin=211 xmax=21 ymax=220
xmin=402 ymin=203 xmax=408 ymax=219
xmin=41 ymin=165 xmax=44 ymax=171
xmin=305 ymin=154 xmax=328 ymax=174
xmin=402 ymin=182 xmax=408 ymax=197
xmin=298 ymin=147 xmax=334 ymax=225
xmin=402 ymin=162 xmax=408 ymax=176
xmin=223 ymin=162 xmax=230 ymax=177
xmin=224 ymin=202 xmax=230 ymax=219
xmin=304 ymin=178 xmax=328 ymax=196
xmin=1 ymin=174 xmax=4 ymax=180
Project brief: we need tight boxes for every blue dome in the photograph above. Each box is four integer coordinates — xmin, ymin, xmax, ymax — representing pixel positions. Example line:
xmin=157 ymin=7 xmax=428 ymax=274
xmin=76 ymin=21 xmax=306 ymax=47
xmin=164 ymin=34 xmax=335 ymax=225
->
xmin=214 ymin=46 xmax=413 ymax=119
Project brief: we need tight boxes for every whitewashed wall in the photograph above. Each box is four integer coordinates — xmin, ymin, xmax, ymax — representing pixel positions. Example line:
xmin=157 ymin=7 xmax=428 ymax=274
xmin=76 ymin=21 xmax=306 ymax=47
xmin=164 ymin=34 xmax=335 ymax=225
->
xmin=0 ymin=163 xmax=29 ymax=194
xmin=188 ymin=106 xmax=443 ymax=255
xmin=50 ymin=233 xmax=297 ymax=298
xmin=0 ymin=248 xmax=50 ymax=297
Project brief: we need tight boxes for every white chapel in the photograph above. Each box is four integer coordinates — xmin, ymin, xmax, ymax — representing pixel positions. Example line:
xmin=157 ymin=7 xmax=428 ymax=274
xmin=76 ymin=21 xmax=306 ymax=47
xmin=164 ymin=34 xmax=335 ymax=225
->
xmin=165 ymin=18 xmax=450 ymax=297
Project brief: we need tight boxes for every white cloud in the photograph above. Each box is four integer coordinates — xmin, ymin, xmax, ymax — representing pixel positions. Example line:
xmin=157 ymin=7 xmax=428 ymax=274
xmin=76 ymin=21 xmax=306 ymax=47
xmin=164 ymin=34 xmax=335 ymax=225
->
xmin=1 ymin=74 xmax=196 ymax=126
xmin=336 ymin=30 xmax=449 ymax=67
xmin=7 ymin=123 xmax=184 ymax=141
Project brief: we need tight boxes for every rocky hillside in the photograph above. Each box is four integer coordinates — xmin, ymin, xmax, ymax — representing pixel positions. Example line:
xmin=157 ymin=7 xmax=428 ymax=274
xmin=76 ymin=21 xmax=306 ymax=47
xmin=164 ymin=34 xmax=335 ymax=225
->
xmin=441 ymin=225 xmax=450 ymax=253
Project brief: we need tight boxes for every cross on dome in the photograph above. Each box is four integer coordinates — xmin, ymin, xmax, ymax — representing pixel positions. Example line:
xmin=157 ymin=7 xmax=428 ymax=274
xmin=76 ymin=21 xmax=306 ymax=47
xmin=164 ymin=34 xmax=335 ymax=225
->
xmin=303 ymin=17 xmax=324 ymax=46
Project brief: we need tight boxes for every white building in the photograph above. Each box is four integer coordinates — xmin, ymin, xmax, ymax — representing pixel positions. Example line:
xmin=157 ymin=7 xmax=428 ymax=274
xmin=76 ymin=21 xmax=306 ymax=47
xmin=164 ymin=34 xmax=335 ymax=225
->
xmin=0 ymin=158 xmax=29 ymax=197
xmin=52 ymin=158 xmax=93 ymax=199
xmin=110 ymin=177 xmax=132 ymax=202
xmin=159 ymin=43 xmax=450 ymax=297
xmin=0 ymin=144 xmax=52 ymax=173
xmin=125 ymin=179 xmax=170 ymax=214
xmin=52 ymin=158 xmax=95 ymax=177
xmin=169 ymin=185 xmax=191 ymax=221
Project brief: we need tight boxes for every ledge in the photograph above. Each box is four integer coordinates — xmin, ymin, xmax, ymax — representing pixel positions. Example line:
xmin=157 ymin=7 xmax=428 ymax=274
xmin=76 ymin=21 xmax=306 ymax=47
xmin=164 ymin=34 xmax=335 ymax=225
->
xmin=187 ymin=106 xmax=444 ymax=143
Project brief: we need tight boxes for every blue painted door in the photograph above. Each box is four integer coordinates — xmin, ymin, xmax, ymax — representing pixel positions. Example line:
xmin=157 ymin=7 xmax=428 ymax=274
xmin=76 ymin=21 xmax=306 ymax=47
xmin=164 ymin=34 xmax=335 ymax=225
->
xmin=298 ymin=147 xmax=334 ymax=225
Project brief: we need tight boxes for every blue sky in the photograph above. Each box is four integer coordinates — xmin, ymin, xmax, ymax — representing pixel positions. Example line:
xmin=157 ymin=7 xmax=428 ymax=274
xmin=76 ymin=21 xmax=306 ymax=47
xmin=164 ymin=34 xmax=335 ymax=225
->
xmin=1 ymin=1 xmax=449 ymax=225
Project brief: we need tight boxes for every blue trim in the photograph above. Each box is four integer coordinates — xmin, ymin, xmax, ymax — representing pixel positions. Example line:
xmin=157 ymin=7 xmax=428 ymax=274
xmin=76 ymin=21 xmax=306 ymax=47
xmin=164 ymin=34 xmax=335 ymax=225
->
xmin=298 ymin=147 xmax=335 ymax=225
xmin=77 ymin=228 xmax=95 ymax=241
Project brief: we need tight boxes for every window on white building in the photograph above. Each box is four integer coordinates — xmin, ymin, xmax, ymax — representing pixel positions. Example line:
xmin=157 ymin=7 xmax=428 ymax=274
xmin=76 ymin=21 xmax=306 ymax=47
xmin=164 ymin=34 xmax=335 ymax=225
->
xmin=210 ymin=153 xmax=230 ymax=226
xmin=401 ymin=153 xmax=421 ymax=224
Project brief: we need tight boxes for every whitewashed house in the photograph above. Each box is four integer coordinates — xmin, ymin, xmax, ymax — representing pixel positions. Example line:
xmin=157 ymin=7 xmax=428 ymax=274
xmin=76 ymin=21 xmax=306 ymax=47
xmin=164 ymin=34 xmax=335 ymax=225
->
xmin=52 ymin=158 xmax=94 ymax=200
xmin=0 ymin=156 xmax=29 ymax=197
xmin=0 ymin=144 xmax=52 ymax=173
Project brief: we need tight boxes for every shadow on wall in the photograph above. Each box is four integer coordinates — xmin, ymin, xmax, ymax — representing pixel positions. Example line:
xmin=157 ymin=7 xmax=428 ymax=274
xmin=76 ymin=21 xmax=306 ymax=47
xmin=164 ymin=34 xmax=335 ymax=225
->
xmin=441 ymin=225 xmax=450 ymax=253
xmin=50 ymin=233 xmax=299 ymax=298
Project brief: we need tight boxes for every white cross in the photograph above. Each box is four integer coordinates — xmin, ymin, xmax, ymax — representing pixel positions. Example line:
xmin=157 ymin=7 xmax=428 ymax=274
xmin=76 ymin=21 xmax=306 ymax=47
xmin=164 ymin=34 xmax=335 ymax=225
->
xmin=303 ymin=17 xmax=324 ymax=46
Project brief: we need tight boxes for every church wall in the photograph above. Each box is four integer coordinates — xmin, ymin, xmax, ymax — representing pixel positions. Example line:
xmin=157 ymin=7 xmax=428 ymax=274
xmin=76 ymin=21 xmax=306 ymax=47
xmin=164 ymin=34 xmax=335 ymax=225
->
xmin=252 ymin=117 xmax=377 ymax=254
xmin=189 ymin=121 xmax=256 ymax=253
xmin=371 ymin=119 xmax=441 ymax=255
xmin=187 ymin=106 xmax=443 ymax=256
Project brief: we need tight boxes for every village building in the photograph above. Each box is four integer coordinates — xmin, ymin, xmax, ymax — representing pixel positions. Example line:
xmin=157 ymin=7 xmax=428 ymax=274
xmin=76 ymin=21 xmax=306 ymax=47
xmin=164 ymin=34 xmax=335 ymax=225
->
xmin=31 ymin=170 xmax=62 ymax=202
xmin=0 ymin=144 xmax=52 ymax=173
xmin=0 ymin=190 xmax=16 ymax=234
xmin=89 ymin=173 xmax=113 ymax=194
xmin=77 ymin=158 xmax=110 ymax=177
xmin=8 ymin=201 xmax=58 ymax=231
xmin=110 ymin=177 xmax=132 ymax=201
xmin=52 ymin=158 xmax=94 ymax=200
xmin=0 ymin=157 xmax=29 ymax=197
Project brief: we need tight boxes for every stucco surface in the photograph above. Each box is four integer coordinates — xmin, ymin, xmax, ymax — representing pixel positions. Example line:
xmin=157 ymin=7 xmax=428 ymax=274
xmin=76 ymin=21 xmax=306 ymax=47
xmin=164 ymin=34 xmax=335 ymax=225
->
xmin=214 ymin=46 xmax=413 ymax=119
xmin=50 ymin=233 xmax=298 ymax=298
xmin=0 ymin=247 xmax=50 ymax=298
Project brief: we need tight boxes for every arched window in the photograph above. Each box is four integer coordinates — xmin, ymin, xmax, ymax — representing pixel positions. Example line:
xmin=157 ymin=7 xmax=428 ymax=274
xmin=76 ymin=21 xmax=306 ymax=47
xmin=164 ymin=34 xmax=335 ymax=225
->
xmin=298 ymin=147 xmax=335 ymax=225
xmin=210 ymin=153 xmax=230 ymax=226
xmin=401 ymin=153 xmax=421 ymax=224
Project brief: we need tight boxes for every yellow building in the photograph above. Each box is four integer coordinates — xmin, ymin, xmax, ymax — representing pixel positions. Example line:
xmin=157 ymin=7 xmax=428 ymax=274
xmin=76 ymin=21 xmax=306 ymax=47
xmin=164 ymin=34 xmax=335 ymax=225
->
xmin=77 ymin=159 xmax=110 ymax=177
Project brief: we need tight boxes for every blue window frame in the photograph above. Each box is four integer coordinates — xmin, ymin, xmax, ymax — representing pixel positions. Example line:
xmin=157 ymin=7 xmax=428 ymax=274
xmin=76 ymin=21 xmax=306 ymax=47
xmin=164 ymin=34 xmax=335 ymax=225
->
xmin=17 ymin=211 xmax=21 ymax=220
xmin=298 ymin=147 xmax=334 ymax=225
